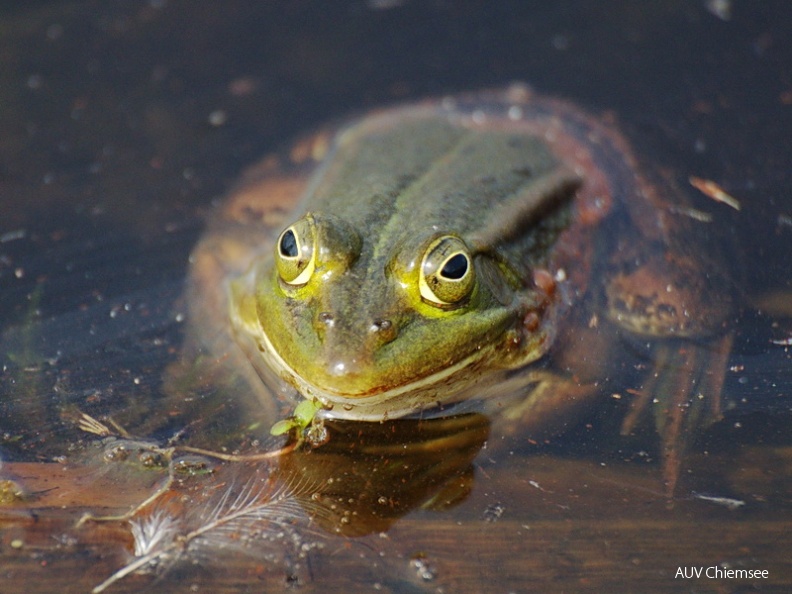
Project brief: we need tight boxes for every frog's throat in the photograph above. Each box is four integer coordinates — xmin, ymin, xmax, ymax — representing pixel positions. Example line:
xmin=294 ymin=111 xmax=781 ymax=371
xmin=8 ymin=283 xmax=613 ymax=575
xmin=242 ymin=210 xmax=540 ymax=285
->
xmin=243 ymin=321 xmax=498 ymax=421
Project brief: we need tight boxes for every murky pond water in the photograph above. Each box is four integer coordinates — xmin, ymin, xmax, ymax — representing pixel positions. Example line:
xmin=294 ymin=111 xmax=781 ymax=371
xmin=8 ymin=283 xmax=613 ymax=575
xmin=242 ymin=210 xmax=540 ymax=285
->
xmin=1 ymin=2 xmax=791 ymax=593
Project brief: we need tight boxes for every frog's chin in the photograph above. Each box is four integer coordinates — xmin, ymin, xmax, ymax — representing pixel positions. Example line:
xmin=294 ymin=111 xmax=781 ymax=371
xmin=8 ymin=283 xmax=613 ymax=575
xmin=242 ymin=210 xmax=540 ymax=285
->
xmin=259 ymin=343 xmax=489 ymax=421
xmin=297 ymin=357 xmax=547 ymax=422
xmin=287 ymin=354 xmax=495 ymax=422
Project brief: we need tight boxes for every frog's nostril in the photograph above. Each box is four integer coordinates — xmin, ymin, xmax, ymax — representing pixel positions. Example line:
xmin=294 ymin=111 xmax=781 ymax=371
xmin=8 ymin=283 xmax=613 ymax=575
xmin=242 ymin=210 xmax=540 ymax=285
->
xmin=318 ymin=311 xmax=335 ymax=327
xmin=370 ymin=318 xmax=391 ymax=332
xmin=369 ymin=318 xmax=398 ymax=344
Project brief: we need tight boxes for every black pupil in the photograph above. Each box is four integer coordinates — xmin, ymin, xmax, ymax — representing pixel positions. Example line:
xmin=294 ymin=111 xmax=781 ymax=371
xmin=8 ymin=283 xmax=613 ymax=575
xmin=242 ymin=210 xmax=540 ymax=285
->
xmin=279 ymin=229 xmax=298 ymax=257
xmin=440 ymin=253 xmax=468 ymax=279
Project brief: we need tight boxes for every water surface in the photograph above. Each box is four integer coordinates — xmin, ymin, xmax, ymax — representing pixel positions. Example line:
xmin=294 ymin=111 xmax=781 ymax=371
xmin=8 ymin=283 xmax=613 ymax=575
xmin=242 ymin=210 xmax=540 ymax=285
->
xmin=1 ymin=2 xmax=791 ymax=592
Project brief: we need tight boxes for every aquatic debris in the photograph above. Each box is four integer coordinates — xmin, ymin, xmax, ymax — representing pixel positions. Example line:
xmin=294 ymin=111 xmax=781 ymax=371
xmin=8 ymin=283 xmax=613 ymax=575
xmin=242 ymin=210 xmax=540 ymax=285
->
xmin=668 ymin=204 xmax=713 ymax=223
xmin=0 ymin=479 xmax=27 ymax=504
xmin=483 ymin=502 xmax=505 ymax=522
xmin=130 ymin=510 xmax=180 ymax=557
xmin=705 ymin=0 xmax=732 ymax=21
xmin=92 ymin=470 xmax=323 ymax=593
xmin=769 ymin=336 xmax=792 ymax=346
xmin=689 ymin=176 xmax=741 ymax=211
xmin=528 ymin=479 xmax=546 ymax=492
xmin=367 ymin=0 xmax=406 ymax=9
xmin=75 ymin=412 xmax=116 ymax=437
xmin=271 ymin=398 xmax=325 ymax=437
xmin=73 ymin=410 xmax=301 ymax=536
xmin=0 ymin=229 xmax=27 ymax=243
xmin=74 ymin=411 xmax=298 ymax=464
xmin=409 ymin=552 xmax=438 ymax=581
xmin=692 ymin=492 xmax=745 ymax=511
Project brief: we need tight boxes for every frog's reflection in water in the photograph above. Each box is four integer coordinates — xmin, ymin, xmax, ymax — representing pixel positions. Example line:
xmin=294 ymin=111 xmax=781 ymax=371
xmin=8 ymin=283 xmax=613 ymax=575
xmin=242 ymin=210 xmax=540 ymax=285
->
xmin=69 ymin=413 xmax=489 ymax=591
xmin=280 ymin=414 xmax=489 ymax=535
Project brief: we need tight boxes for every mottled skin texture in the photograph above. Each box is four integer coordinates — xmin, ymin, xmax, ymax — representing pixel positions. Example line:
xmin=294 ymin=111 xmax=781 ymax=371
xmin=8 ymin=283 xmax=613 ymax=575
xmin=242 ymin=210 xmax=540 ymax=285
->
xmin=184 ymin=86 xmax=735 ymax=495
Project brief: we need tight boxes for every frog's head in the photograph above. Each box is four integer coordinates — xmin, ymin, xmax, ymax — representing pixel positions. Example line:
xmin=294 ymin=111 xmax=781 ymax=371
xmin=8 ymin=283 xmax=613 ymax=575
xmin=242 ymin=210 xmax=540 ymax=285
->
xmin=231 ymin=209 xmax=558 ymax=420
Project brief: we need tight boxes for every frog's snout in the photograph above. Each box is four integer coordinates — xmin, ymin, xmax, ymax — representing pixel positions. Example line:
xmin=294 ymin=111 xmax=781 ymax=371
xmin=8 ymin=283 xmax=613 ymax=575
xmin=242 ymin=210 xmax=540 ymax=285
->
xmin=315 ymin=312 xmax=401 ymax=392
xmin=325 ymin=357 xmax=364 ymax=378
xmin=314 ymin=311 xmax=400 ymax=348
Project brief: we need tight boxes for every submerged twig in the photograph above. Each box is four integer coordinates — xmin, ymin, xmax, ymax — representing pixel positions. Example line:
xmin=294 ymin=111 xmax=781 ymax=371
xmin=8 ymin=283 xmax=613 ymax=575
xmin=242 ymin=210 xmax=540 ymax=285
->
xmin=75 ymin=411 xmax=299 ymax=464
xmin=77 ymin=470 xmax=175 ymax=526
xmin=74 ymin=412 xmax=300 ymax=526
xmin=178 ymin=442 xmax=298 ymax=462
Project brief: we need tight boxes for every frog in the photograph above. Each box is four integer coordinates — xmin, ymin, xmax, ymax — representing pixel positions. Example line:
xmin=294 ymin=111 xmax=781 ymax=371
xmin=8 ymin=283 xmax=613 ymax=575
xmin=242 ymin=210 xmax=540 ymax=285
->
xmin=180 ymin=84 xmax=736 ymax=495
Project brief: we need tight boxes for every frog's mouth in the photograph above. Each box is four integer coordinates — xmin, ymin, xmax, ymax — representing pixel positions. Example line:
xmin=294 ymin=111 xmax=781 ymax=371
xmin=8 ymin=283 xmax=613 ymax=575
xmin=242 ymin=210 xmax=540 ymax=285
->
xmin=293 ymin=354 xmax=493 ymax=421
xmin=245 ymin=320 xmax=499 ymax=421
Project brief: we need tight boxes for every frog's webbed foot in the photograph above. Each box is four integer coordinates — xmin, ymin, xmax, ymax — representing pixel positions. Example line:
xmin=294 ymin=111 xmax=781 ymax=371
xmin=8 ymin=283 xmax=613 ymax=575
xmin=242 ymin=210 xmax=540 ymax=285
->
xmin=620 ymin=333 xmax=733 ymax=496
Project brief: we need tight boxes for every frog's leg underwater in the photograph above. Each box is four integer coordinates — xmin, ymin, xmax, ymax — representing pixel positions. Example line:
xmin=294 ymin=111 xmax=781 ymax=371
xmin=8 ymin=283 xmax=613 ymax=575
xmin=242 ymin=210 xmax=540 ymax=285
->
xmin=607 ymin=238 xmax=736 ymax=496
xmin=620 ymin=332 xmax=733 ymax=495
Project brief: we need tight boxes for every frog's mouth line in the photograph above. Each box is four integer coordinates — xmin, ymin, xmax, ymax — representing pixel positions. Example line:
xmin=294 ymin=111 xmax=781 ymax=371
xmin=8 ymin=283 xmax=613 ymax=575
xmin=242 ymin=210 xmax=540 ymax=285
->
xmin=246 ymin=322 xmax=493 ymax=421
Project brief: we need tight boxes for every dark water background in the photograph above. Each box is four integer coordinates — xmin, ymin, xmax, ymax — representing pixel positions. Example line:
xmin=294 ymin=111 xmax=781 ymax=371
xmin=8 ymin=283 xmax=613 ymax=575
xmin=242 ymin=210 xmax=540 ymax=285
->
xmin=2 ymin=2 xmax=791 ymax=322
xmin=1 ymin=1 xmax=791 ymax=592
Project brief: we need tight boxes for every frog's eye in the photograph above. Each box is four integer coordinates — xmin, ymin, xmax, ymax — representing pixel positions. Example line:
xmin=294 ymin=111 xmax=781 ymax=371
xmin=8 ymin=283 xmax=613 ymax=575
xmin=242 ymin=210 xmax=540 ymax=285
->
xmin=275 ymin=217 xmax=316 ymax=285
xmin=419 ymin=235 xmax=475 ymax=306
